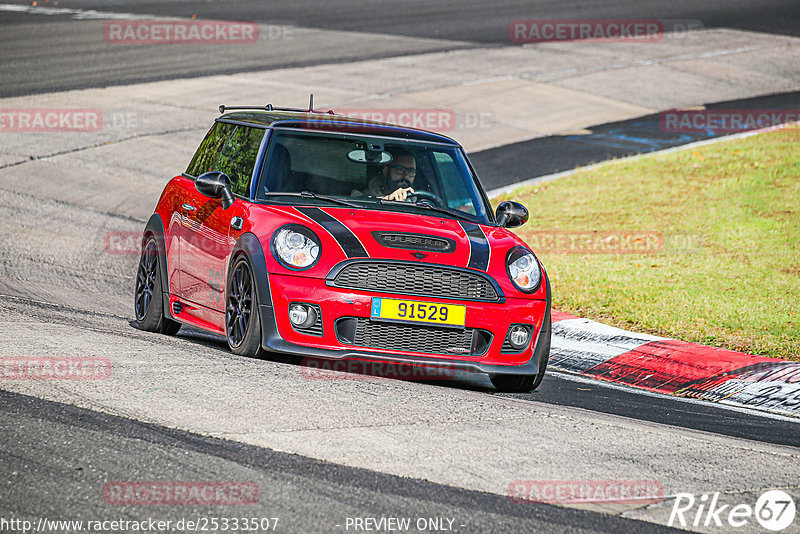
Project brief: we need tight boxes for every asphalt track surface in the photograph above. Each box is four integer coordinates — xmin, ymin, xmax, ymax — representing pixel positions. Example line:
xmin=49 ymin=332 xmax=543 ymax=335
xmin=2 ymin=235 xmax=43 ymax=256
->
xmin=1 ymin=0 xmax=800 ymax=96
xmin=0 ymin=389 xmax=678 ymax=534
xmin=19 ymin=0 xmax=800 ymax=41
xmin=2 ymin=1 xmax=800 ymax=532
xmin=181 ymin=334 xmax=800 ymax=448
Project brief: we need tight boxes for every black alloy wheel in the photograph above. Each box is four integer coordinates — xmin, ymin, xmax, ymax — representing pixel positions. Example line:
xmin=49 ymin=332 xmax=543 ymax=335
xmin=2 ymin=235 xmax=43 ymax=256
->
xmin=134 ymin=236 xmax=180 ymax=335
xmin=226 ymin=257 xmax=262 ymax=357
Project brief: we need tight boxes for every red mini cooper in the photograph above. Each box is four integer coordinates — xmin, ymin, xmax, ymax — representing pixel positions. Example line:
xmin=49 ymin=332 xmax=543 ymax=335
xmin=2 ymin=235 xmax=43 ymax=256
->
xmin=135 ymin=102 xmax=551 ymax=392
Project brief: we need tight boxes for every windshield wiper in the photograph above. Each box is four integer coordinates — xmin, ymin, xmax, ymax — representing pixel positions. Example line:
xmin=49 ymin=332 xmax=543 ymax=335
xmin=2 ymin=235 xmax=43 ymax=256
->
xmin=379 ymin=198 xmax=477 ymax=222
xmin=261 ymin=191 xmax=362 ymax=208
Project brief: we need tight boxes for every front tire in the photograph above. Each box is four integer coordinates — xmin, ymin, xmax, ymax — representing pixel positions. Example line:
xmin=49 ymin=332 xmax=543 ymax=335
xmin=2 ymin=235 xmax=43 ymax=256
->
xmin=490 ymin=373 xmax=540 ymax=393
xmin=134 ymin=237 xmax=181 ymax=335
xmin=489 ymin=314 xmax=553 ymax=393
xmin=226 ymin=256 xmax=262 ymax=357
xmin=490 ymin=332 xmax=550 ymax=393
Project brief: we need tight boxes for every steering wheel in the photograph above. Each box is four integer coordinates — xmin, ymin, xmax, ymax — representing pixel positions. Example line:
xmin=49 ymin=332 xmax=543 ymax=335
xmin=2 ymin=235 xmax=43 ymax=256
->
xmin=408 ymin=190 xmax=444 ymax=207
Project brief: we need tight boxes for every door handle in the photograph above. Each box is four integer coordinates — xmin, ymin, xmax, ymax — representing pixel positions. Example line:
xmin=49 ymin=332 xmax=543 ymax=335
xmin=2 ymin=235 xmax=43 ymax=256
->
xmin=182 ymin=203 xmax=197 ymax=212
xmin=231 ymin=216 xmax=244 ymax=230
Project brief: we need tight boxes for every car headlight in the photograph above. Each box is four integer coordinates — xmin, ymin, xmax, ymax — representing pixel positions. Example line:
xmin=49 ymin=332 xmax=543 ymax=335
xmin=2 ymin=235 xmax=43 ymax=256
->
xmin=271 ymin=225 xmax=321 ymax=270
xmin=506 ymin=247 xmax=542 ymax=292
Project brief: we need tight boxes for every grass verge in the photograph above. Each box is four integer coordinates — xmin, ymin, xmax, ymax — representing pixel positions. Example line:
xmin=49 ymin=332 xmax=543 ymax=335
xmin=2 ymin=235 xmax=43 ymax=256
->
xmin=496 ymin=127 xmax=800 ymax=360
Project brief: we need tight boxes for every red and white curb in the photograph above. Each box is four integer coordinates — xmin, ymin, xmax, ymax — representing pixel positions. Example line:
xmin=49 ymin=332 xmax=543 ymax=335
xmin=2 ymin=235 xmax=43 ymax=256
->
xmin=550 ymin=311 xmax=800 ymax=418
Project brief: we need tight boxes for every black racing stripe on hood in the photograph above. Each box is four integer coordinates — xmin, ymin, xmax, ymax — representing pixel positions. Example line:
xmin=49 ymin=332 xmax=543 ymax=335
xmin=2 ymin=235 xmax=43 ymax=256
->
xmin=295 ymin=207 xmax=368 ymax=258
xmin=460 ymin=221 xmax=489 ymax=271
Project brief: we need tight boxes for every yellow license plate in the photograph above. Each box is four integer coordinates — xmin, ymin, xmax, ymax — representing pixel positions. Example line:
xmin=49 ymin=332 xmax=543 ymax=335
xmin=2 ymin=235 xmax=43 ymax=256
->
xmin=370 ymin=298 xmax=466 ymax=327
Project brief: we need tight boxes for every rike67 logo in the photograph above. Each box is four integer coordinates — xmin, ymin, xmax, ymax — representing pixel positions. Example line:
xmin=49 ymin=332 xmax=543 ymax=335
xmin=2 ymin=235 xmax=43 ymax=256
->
xmin=669 ymin=490 xmax=796 ymax=531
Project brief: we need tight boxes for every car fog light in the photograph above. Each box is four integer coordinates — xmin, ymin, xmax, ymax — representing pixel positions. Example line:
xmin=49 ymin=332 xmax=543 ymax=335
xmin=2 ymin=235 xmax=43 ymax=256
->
xmin=508 ymin=325 xmax=531 ymax=349
xmin=289 ymin=304 xmax=309 ymax=326
xmin=289 ymin=303 xmax=318 ymax=329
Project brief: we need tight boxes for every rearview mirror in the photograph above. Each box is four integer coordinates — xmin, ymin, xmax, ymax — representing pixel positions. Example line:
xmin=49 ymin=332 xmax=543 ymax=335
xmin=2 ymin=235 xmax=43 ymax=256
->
xmin=495 ymin=201 xmax=528 ymax=228
xmin=347 ymin=149 xmax=393 ymax=164
xmin=196 ymin=171 xmax=235 ymax=210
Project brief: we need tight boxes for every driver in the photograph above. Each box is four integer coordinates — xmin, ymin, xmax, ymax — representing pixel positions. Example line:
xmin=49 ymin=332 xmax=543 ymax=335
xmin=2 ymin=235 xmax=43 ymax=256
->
xmin=362 ymin=148 xmax=416 ymax=202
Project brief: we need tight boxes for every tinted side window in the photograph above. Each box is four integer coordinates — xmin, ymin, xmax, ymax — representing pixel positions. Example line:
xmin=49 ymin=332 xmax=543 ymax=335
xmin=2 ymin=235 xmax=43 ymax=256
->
xmin=186 ymin=122 xmax=236 ymax=177
xmin=215 ymin=126 xmax=265 ymax=197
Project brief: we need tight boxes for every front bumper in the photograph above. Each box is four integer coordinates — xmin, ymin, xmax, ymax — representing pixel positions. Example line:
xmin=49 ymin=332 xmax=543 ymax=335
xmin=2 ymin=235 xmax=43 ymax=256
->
xmin=258 ymin=273 xmax=551 ymax=376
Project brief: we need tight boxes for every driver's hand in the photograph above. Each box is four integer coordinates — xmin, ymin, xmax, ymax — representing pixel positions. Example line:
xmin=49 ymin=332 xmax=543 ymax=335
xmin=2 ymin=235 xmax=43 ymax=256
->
xmin=382 ymin=187 xmax=414 ymax=202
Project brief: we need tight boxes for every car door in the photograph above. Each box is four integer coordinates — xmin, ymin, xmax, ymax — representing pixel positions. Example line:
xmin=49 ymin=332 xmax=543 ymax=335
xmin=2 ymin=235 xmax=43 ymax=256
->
xmin=178 ymin=122 xmax=265 ymax=313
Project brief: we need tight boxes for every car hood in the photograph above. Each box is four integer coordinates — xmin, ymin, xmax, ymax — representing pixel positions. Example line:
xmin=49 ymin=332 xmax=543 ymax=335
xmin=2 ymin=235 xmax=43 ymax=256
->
xmin=300 ymin=206 xmax=524 ymax=262
xmin=250 ymin=204 xmax=542 ymax=297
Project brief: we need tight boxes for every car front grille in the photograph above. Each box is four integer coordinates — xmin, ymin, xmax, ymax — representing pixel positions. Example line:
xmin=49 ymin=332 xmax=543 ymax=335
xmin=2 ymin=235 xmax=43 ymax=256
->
xmin=335 ymin=318 xmax=492 ymax=356
xmin=328 ymin=261 xmax=501 ymax=302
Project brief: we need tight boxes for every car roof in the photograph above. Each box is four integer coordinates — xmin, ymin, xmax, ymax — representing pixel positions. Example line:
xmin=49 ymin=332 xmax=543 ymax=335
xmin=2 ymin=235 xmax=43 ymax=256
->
xmin=217 ymin=110 xmax=460 ymax=145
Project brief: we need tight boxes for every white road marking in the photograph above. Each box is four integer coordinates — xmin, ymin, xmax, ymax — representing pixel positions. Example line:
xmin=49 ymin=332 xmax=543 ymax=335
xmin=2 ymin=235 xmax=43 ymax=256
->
xmin=0 ymin=3 xmax=155 ymax=20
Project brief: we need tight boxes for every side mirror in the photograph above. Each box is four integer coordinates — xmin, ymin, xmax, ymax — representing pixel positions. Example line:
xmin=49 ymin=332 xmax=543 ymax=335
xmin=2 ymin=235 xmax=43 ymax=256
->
xmin=196 ymin=171 xmax=235 ymax=210
xmin=495 ymin=201 xmax=528 ymax=228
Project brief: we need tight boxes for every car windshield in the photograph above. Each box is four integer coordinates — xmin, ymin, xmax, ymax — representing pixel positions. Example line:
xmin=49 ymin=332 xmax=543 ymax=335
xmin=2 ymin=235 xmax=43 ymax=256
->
xmin=255 ymin=129 xmax=492 ymax=223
